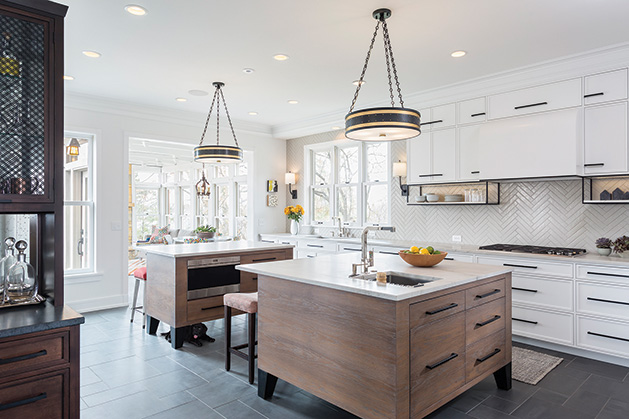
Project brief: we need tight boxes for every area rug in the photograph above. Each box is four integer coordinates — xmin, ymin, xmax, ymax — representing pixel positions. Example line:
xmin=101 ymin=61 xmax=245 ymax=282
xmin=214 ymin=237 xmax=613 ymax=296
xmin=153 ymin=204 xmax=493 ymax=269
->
xmin=512 ymin=347 xmax=563 ymax=385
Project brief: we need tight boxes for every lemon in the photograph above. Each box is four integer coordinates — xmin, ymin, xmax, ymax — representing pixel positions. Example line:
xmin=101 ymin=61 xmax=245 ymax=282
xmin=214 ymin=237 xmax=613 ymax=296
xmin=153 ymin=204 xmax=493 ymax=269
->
xmin=410 ymin=246 xmax=419 ymax=254
xmin=419 ymin=248 xmax=430 ymax=255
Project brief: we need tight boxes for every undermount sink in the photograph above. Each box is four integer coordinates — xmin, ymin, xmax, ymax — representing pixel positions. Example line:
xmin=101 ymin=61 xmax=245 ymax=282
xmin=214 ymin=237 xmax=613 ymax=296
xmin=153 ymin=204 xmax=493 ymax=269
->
xmin=351 ymin=271 xmax=440 ymax=287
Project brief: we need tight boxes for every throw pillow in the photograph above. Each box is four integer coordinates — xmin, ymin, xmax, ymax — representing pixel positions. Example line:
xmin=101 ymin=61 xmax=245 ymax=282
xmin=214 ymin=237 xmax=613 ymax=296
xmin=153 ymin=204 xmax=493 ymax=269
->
xmin=149 ymin=225 xmax=169 ymax=244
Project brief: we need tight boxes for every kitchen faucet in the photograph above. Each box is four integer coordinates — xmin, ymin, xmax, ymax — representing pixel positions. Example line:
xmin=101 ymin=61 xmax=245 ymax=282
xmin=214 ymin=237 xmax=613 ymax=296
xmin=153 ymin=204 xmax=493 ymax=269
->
xmin=332 ymin=216 xmax=346 ymax=238
xmin=351 ymin=226 xmax=396 ymax=276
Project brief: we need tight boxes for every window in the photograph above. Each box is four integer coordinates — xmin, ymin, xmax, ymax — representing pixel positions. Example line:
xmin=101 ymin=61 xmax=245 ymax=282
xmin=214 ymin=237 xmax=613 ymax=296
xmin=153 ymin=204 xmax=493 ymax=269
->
xmin=132 ymin=166 xmax=161 ymax=242
xmin=64 ymin=134 xmax=94 ymax=274
xmin=306 ymin=141 xmax=390 ymax=227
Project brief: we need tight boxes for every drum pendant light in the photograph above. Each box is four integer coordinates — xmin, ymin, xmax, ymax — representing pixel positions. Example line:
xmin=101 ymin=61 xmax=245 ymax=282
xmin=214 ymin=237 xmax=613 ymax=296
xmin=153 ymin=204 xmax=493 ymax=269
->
xmin=345 ymin=8 xmax=421 ymax=142
xmin=194 ymin=82 xmax=243 ymax=164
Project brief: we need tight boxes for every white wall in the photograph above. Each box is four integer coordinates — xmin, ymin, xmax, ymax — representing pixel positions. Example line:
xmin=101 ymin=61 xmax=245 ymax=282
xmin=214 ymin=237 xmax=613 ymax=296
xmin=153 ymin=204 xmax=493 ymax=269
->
xmin=64 ymin=93 xmax=287 ymax=312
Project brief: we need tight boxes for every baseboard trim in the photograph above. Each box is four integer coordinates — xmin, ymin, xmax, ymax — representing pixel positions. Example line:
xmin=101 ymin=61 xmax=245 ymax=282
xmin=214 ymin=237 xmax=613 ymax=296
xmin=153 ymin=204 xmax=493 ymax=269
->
xmin=66 ymin=294 xmax=129 ymax=313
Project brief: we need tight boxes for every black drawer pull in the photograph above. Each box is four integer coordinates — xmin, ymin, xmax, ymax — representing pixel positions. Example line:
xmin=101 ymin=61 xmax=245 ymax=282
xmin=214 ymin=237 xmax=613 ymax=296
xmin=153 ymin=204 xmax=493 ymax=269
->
xmin=444 ymin=257 xmax=454 ymax=261
xmin=420 ymin=119 xmax=444 ymax=126
xmin=0 ymin=349 xmax=47 ymax=365
xmin=426 ymin=303 xmax=459 ymax=315
xmin=260 ymin=240 xmax=274 ymax=243
xmin=471 ymin=112 xmax=486 ymax=117
xmin=252 ymin=257 xmax=277 ymax=262
xmin=584 ymin=92 xmax=605 ymax=98
xmin=0 ymin=199 xmax=11 ymax=203
xmin=0 ymin=393 xmax=47 ymax=411
xmin=476 ymin=289 xmax=501 ymax=299
xmin=513 ymin=317 xmax=538 ymax=325
xmin=514 ymin=101 xmax=548 ymax=110
xmin=503 ymin=263 xmax=537 ymax=269
xmin=307 ymin=244 xmax=324 ymax=248
xmin=252 ymin=276 xmax=258 ymax=281
xmin=477 ymin=348 xmax=501 ymax=363
xmin=584 ymin=163 xmax=605 ymax=167
xmin=379 ymin=251 xmax=398 ymax=255
xmin=471 ymin=171 xmax=480 ymax=174
xmin=418 ymin=174 xmax=433 ymax=177
xmin=426 ymin=353 xmax=458 ymax=370
xmin=512 ymin=287 xmax=538 ymax=293
xmin=587 ymin=271 xmax=629 ymax=279
xmin=281 ymin=241 xmax=291 ymax=244
xmin=431 ymin=174 xmax=443 ymax=177
xmin=344 ymin=247 xmax=361 ymax=252
xmin=306 ymin=255 xmax=316 ymax=258
xmin=587 ymin=331 xmax=629 ymax=343
xmin=587 ymin=297 xmax=629 ymax=306
xmin=201 ymin=306 xmax=218 ymax=311
xmin=476 ymin=315 xmax=501 ymax=328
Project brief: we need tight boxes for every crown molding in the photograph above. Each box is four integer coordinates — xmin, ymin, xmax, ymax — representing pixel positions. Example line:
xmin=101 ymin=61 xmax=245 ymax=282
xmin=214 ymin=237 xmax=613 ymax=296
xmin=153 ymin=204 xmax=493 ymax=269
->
xmin=273 ymin=42 xmax=629 ymax=140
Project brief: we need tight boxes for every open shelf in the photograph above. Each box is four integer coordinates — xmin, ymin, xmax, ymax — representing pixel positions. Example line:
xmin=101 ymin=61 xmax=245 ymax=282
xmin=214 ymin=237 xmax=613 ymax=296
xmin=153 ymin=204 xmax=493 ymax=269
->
xmin=403 ymin=181 xmax=500 ymax=205
xmin=583 ymin=176 xmax=629 ymax=204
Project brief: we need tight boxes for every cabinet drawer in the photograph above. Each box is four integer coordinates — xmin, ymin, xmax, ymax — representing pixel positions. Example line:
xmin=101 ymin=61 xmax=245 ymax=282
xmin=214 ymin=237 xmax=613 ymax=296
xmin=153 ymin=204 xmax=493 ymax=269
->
xmin=576 ymin=264 xmax=629 ymax=284
xmin=427 ymin=103 xmax=456 ymax=129
xmin=477 ymin=256 xmax=573 ymax=278
xmin=443 ymin=253 xmax=475 ymax=263
xmin=512 ymin=306 xmax=573 ymax=345
xmin=465 ymin=278 xmax=506 ymax=309
xmin=577 ymin=316 xmax=629 ymax=358
xmin=488 ymin=78 xmax=582 ymax=119
xmin=458 ymin=97 xmax=487 ymax=125
xmin=465 ymin=330 xmax=506 ymax=383
xmin=0 ymin=370 xmax=67 ymax=419
xmin=410 ymin=291 xmax=465 ymax=328
xmin=188 ymin=296 xmax=224 ymax=322
xmin=512 ymin=275 xmax=573 ymax=311
xmin=240 ymin=251 xmax=286 ymax=265
xmin=584 ymin=69 xmax=628 ymax=105
xmin=410 ymin=312 xmax=465 ymax=417
xmin=296 ymin=240 xmax=338 ymax=252
xmin=0 ymin=331 xmax=68 ymax=378
xmin=466 ymin=298 xmax=506 ymax=346
xmin=240 ymin=272 xmax=258 ymax=293
xmin=577 ymin=282 xmax=629 ymax=321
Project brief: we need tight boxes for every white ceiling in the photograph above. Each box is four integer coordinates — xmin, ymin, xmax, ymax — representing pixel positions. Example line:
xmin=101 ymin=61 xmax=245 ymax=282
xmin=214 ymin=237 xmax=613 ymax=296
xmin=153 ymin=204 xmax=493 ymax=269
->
xmin=60 ymin=0 xmax=629 ymax=137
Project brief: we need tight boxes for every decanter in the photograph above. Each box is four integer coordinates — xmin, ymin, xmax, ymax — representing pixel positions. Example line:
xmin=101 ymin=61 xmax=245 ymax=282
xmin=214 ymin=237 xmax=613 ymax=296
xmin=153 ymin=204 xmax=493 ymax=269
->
xmin=6 ymin=240 xmax=37 ymax=303
xmin=0 ymin=237 xmax=17 ymax=299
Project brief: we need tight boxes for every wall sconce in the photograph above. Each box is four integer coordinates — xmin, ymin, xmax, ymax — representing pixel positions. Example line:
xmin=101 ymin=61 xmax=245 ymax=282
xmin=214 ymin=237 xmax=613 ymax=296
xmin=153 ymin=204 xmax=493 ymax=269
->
xmin=66 ymin=137 xmax=80 ymax=156
xmin=285 ymin=171 xmax=298 ymax=199
xmin=392 ymin=160 xmax=408 ymax=196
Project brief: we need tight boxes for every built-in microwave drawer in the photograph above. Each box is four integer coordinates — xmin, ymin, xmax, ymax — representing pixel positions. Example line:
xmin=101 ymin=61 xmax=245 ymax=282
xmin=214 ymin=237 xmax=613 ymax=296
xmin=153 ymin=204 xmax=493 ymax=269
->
xmin=577 ymin=316 xmax=629 ymax=358
xmin=576 ymin=264 xmax=629 ymax=284
xmin=0 ymin=330 xmax=69 ymax=378
xmin=577 ymin=281 xmax=629 ymax=321
xmin=512 ymin=305 xmax=573 ymax=345
xmin=512 ymin=275 xmax=573 ymax=311
xmin=477 ymin=256 xmax=573 ymax=278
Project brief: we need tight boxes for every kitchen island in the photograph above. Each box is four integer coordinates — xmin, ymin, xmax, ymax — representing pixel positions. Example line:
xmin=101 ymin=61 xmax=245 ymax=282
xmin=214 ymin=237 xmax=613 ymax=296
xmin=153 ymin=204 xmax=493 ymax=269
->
xmin=143 ymin=241 xmax=293 ymax=348
xmin=238 ymin=253 xmax=513 ymax=419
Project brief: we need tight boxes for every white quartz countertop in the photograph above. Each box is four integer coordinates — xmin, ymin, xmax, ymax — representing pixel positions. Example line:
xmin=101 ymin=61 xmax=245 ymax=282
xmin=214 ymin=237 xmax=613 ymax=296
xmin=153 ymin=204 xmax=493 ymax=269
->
xmin=237 ymin=252 xmax=511 ymax=301
xmin=142 ymin=241 xmax=294 ymax=258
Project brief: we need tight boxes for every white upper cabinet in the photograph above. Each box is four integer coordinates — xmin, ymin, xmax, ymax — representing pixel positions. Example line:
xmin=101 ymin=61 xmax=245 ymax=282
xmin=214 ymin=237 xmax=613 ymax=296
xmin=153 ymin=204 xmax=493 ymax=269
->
xmin=488 ymin=78 xmax=582 ymax=120
xmin=584 ymin=69 xmax=628 ymax=105
xmin=418 ymin=108 xmax=431 ymax=132
xmin=458 ymin=97 xmax=486 ymax=125
xmin=431 ymin=129 xmax=456 ymax=182
xmin=429 ymin=103 xmax=456 ymax=129
xmin=584 ymin=102 xmax=628 ymax=175
xmin=458 ymin=124 xmax=482 ymax=181
xmin=408 ymin=134 xmax=431 ymax=182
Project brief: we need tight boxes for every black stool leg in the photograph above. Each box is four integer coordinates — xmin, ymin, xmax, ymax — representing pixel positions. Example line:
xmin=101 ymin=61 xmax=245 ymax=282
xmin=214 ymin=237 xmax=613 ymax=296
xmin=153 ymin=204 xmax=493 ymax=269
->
xmin=225 ymin=306 xmax=232 ymax=371
xmin=248 ymin=312 xmax=256 ymax=384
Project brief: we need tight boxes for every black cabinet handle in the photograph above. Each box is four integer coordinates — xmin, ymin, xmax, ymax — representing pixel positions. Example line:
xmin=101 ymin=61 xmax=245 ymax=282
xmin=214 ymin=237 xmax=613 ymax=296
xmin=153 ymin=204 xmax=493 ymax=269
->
xmin=584 ymin=163 xmax=605 ymax=167
xmin=476 ymin=289 xmax=501 ymax=299
xmin=201 ymin=306 xmax=217 ymax=311
xmin=514 ymin=101 xmax=548 ymax=110
xmin=307 ymin=244 xmax=324 ymax=248
xmin=426 ymin=353 xmax=458 ymax=370
xmin=418 ymin=174 xmax=432 ymax=178
xmin=260 ymin=240 xmax=274 ymax=243
xmin=587 ymin=297 xmax=629 ymax=306
xmin=252 ymin=276 xmax=258 ymax=281
xmin=379 ymin=251 xmax=398 ymax=255
xmin=584 ymin=92 xmax=604 ymax=98
xmin=418 ymin=174 xmax=443 ymax=177
xmin=471 ymin=112 xmax=486 ymax=117
xmin=343 ymin=247 xmax=361 ymax=252
xmin=586 ymin=271 xmax=629 ymax=279
xmin=426 ymin=303 xmax=459 ymax=315
xmin=307 ymin=255 xmax=316 ymax=258
xmin=0 ymin=199 xmax=12 ymax=203
xmin=281 ymin=241 xmax=291 ymax=244
xmin=0 ymin=393 xmax=47 ymax=411
xmin=503 ymin=263 xmax=537 ymax=269
xmin=471 ymin=171 xmax=480 ymax=174
xmin=444 ymin=257 xmax=454 ymax=261
xmin=0 ymin=350 xmax=47 ymax=365
xmin=513 ymin=317 xmax=538 ymax=325
xmin=252 ymin=257 xmax=277 ymax=262
xmin=512 ymin=287 xmax=538 ymax=293
xmin=476 ymin=315 xmax=501 ymax=328
xmin=420 ymin=119 xmax=444 ymax=126
xmin=477 ymin=348 xmax=501 ymax=363
xmin=587 ymin=331 xmax=629 ymax=343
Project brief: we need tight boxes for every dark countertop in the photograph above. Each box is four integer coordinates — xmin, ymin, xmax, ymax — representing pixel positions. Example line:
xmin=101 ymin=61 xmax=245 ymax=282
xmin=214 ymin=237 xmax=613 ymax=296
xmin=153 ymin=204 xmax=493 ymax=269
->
xmin=0 ymin=301 xmax=84 ymax=339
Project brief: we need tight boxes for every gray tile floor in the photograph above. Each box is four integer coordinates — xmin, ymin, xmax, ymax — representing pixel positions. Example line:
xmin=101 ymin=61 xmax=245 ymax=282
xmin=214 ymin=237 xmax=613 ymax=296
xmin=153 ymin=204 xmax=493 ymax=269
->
xmin=80 ymin=307 xmax=629 ymax=419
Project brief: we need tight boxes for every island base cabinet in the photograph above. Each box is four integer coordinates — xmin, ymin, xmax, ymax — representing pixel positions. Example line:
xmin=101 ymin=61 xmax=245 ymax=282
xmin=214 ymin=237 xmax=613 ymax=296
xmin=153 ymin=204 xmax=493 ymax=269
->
xmin=466 ymin=330 xmax=507 ymax=382
xmin=0 ymin=370 xmax=67 ymax=419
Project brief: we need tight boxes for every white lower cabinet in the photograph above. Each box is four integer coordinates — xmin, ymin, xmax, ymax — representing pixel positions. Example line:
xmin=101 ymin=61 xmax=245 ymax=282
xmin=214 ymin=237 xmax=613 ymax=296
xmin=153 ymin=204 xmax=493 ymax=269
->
xmin=512 ymin=305 xmax=574 ymax=345
xmin=577 ymin=316 xmax=629 ymax=358
xmin=577 ymin=281 xmax=629 ymax=321
xmin=512 ymin=275 xmax=573 ymax=311
xmin=442 ymin=253 xmax=475 ymax=263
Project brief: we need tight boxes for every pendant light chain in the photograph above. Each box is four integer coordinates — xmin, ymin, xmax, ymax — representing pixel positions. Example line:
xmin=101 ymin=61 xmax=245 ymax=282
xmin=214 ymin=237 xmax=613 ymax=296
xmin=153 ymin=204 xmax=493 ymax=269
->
xmin=198 ymin=89 xmax=219 ymax=146
xmin=383 ymin=23 xmax=395 ymax=107
xmin=216 ymin=93 xmax=221 ymax=146
xmin=219 ymin=89 xmax=240 ymax=148
xmin=382 ymin=20 xmax=405 ymax=108
xmin=348 ymin=20 xmax=381 ymax=113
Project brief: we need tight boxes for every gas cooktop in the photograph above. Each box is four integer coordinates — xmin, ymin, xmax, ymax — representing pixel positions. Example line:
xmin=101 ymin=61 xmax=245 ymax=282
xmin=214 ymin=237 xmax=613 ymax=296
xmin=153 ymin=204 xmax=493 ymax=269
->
xmin=478 ymin=244 xmax=587 ymax=256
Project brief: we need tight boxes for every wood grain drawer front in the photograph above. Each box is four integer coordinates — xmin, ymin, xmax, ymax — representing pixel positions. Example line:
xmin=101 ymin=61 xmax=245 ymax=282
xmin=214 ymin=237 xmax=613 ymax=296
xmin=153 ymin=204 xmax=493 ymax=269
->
xmin=466 ymin=330 xmax=506 ymax=383
xmin=240 ymin=251 xmax=286 ymax=265
xmin=240 ymin=272 xmax=258 ymax=293
xmin=410 ymin=291 xmax=465 ymax=328
xmin=577 ymin=316 xmax=629 ymax=357
xmin=477 ymin=256 xmax=573 ymax=278
xmin=577 ymin=282 xmax=629 ymax=321
xmin=0 ymin=370 xmax=67 ymax=419
xmin=188 ymin=296 xmax=224 ymax=322
xmin=0 ymin=331 xmax=68 ymax=377
xmin=466 ymin=298 xmax=506 ymax=346
xmin=512 ymin=306 xmax=573 ymax=345
xmin=466 ymin=278 xmax=506 ymax=309
xmin=576 ymin=265 xmax=629 ymax=284
xmin=411 ymin=312 xmax=466 ymax=418
xmin=512 ymin=275 xmax=573 ymax=311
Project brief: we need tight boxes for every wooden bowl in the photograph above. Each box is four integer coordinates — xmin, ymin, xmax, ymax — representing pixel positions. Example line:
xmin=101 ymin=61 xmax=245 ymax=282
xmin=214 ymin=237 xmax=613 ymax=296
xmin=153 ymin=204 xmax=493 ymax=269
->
xmin=398 ymin=251 xmax=448 ymax=267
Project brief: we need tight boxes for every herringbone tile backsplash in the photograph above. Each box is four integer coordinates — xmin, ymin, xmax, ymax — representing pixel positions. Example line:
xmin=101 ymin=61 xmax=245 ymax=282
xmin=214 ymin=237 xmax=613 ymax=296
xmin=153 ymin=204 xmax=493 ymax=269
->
xmin=286 ymin=131 xmax=629 ymax=252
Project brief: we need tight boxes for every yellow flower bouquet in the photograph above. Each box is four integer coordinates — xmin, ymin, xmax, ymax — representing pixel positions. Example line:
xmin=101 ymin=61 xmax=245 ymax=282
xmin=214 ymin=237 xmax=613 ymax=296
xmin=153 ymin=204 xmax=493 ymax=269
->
xmin=284 ymin=205 xmax=304 ymax=222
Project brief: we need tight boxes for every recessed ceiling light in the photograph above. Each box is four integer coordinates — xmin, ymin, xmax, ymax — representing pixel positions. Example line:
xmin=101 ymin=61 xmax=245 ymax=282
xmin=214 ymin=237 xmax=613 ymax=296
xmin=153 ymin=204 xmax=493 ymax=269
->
xmin=451 ymin=50 xmax=467 ymax=58
xmin=188 ymin=89 xmax=209 ymax=96
xmin=82 ymin=50 xmax=101 ymax=58
xmin=175 ymin=97 xmax=187 ymax=102
xmin=243 ymin=68 xmax=255 ymax=74
xmin=331 ymin=126 xmax=341 ymax=130
xmin=248 ymin=112 xmax=258 ymax=116
xmin=352 ymin=80 xmax=366 ymax=86
xmin=287 ymin=100 xmax=299 ymax=105
xmin=273 ymin=54 xmax=289 ymax=61
xmin=63 ymin=75 xmax=74 ymax=81
xmin=125 ymin=5 xmax=147 ymax=16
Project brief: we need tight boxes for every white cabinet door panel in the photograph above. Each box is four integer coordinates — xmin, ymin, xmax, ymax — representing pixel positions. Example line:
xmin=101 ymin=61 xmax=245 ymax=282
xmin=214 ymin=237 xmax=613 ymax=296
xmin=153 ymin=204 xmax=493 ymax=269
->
xmin=577 ymin=316 xmax=629 ymax=358
xmin=458 ymin=124 xmax=482 ymax=181
xmin=431 ymin=129 xmax=456 ymax=182
xmin=584 ymin=102 xmax=628 ymax=175
xmin=577 ymin=281 xmax=629 ymax=321
xmin=407 ymin=135 xmax=431 ymax=182
xmin=584 ymin=69 xmax=628 ymax=105
xmin=512 ymin=275 xmax=573 ymax=310
xmin=477 ymin=256 xmax=573 ymax=278
xmin=430 ymin=103 xmax=456 ymax=129
xmin=442 ymin=253 xmax=475 ymax=263
xmin=458 ymin=97 xmax=487 ymax=125
xmin=512 ymin=305 xmax=574 ymax=345
xmin=576 ymin=264 xmax=629 ymax=284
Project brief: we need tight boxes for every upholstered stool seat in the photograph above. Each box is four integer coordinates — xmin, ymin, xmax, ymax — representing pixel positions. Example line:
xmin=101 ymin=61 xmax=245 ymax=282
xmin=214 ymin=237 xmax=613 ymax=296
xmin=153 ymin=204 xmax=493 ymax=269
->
xmin=131 ymin=267 xmax=147 ymax=326
xmin=224 ymin=292 xmax=258 ymax=384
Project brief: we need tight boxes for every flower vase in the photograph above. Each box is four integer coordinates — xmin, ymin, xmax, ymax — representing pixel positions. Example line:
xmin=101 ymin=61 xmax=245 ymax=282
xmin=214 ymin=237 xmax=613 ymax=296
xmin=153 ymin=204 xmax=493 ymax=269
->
xmin=290 ymin=220 xmax=299 ymax=235
xmin=596 ymin=248 xmax=612 ymax=256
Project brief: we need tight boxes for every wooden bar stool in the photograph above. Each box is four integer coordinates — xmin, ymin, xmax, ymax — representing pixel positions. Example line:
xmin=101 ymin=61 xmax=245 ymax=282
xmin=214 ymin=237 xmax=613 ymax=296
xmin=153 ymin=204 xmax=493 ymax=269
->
xmin=223 ymin=292 xmax=258 ymax=384
xmin=131 ymin=266 xmax=147 ymax=327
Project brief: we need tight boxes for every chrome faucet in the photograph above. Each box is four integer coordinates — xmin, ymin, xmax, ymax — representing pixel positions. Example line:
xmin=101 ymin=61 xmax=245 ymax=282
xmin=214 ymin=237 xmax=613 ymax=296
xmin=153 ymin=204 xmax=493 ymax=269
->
xmin=333 ymin=216 xmax=346 ymax=238
xmin=351 ymin=226 xmax=396 ymax=276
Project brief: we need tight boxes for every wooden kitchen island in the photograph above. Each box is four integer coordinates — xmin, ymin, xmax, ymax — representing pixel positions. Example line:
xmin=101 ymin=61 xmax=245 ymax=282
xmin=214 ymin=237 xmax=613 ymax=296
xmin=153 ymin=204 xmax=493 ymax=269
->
xmin=238 ymin=253 xmax=513 ymax=419
xmin=143 ymin=241 xmax=292 ymax=348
